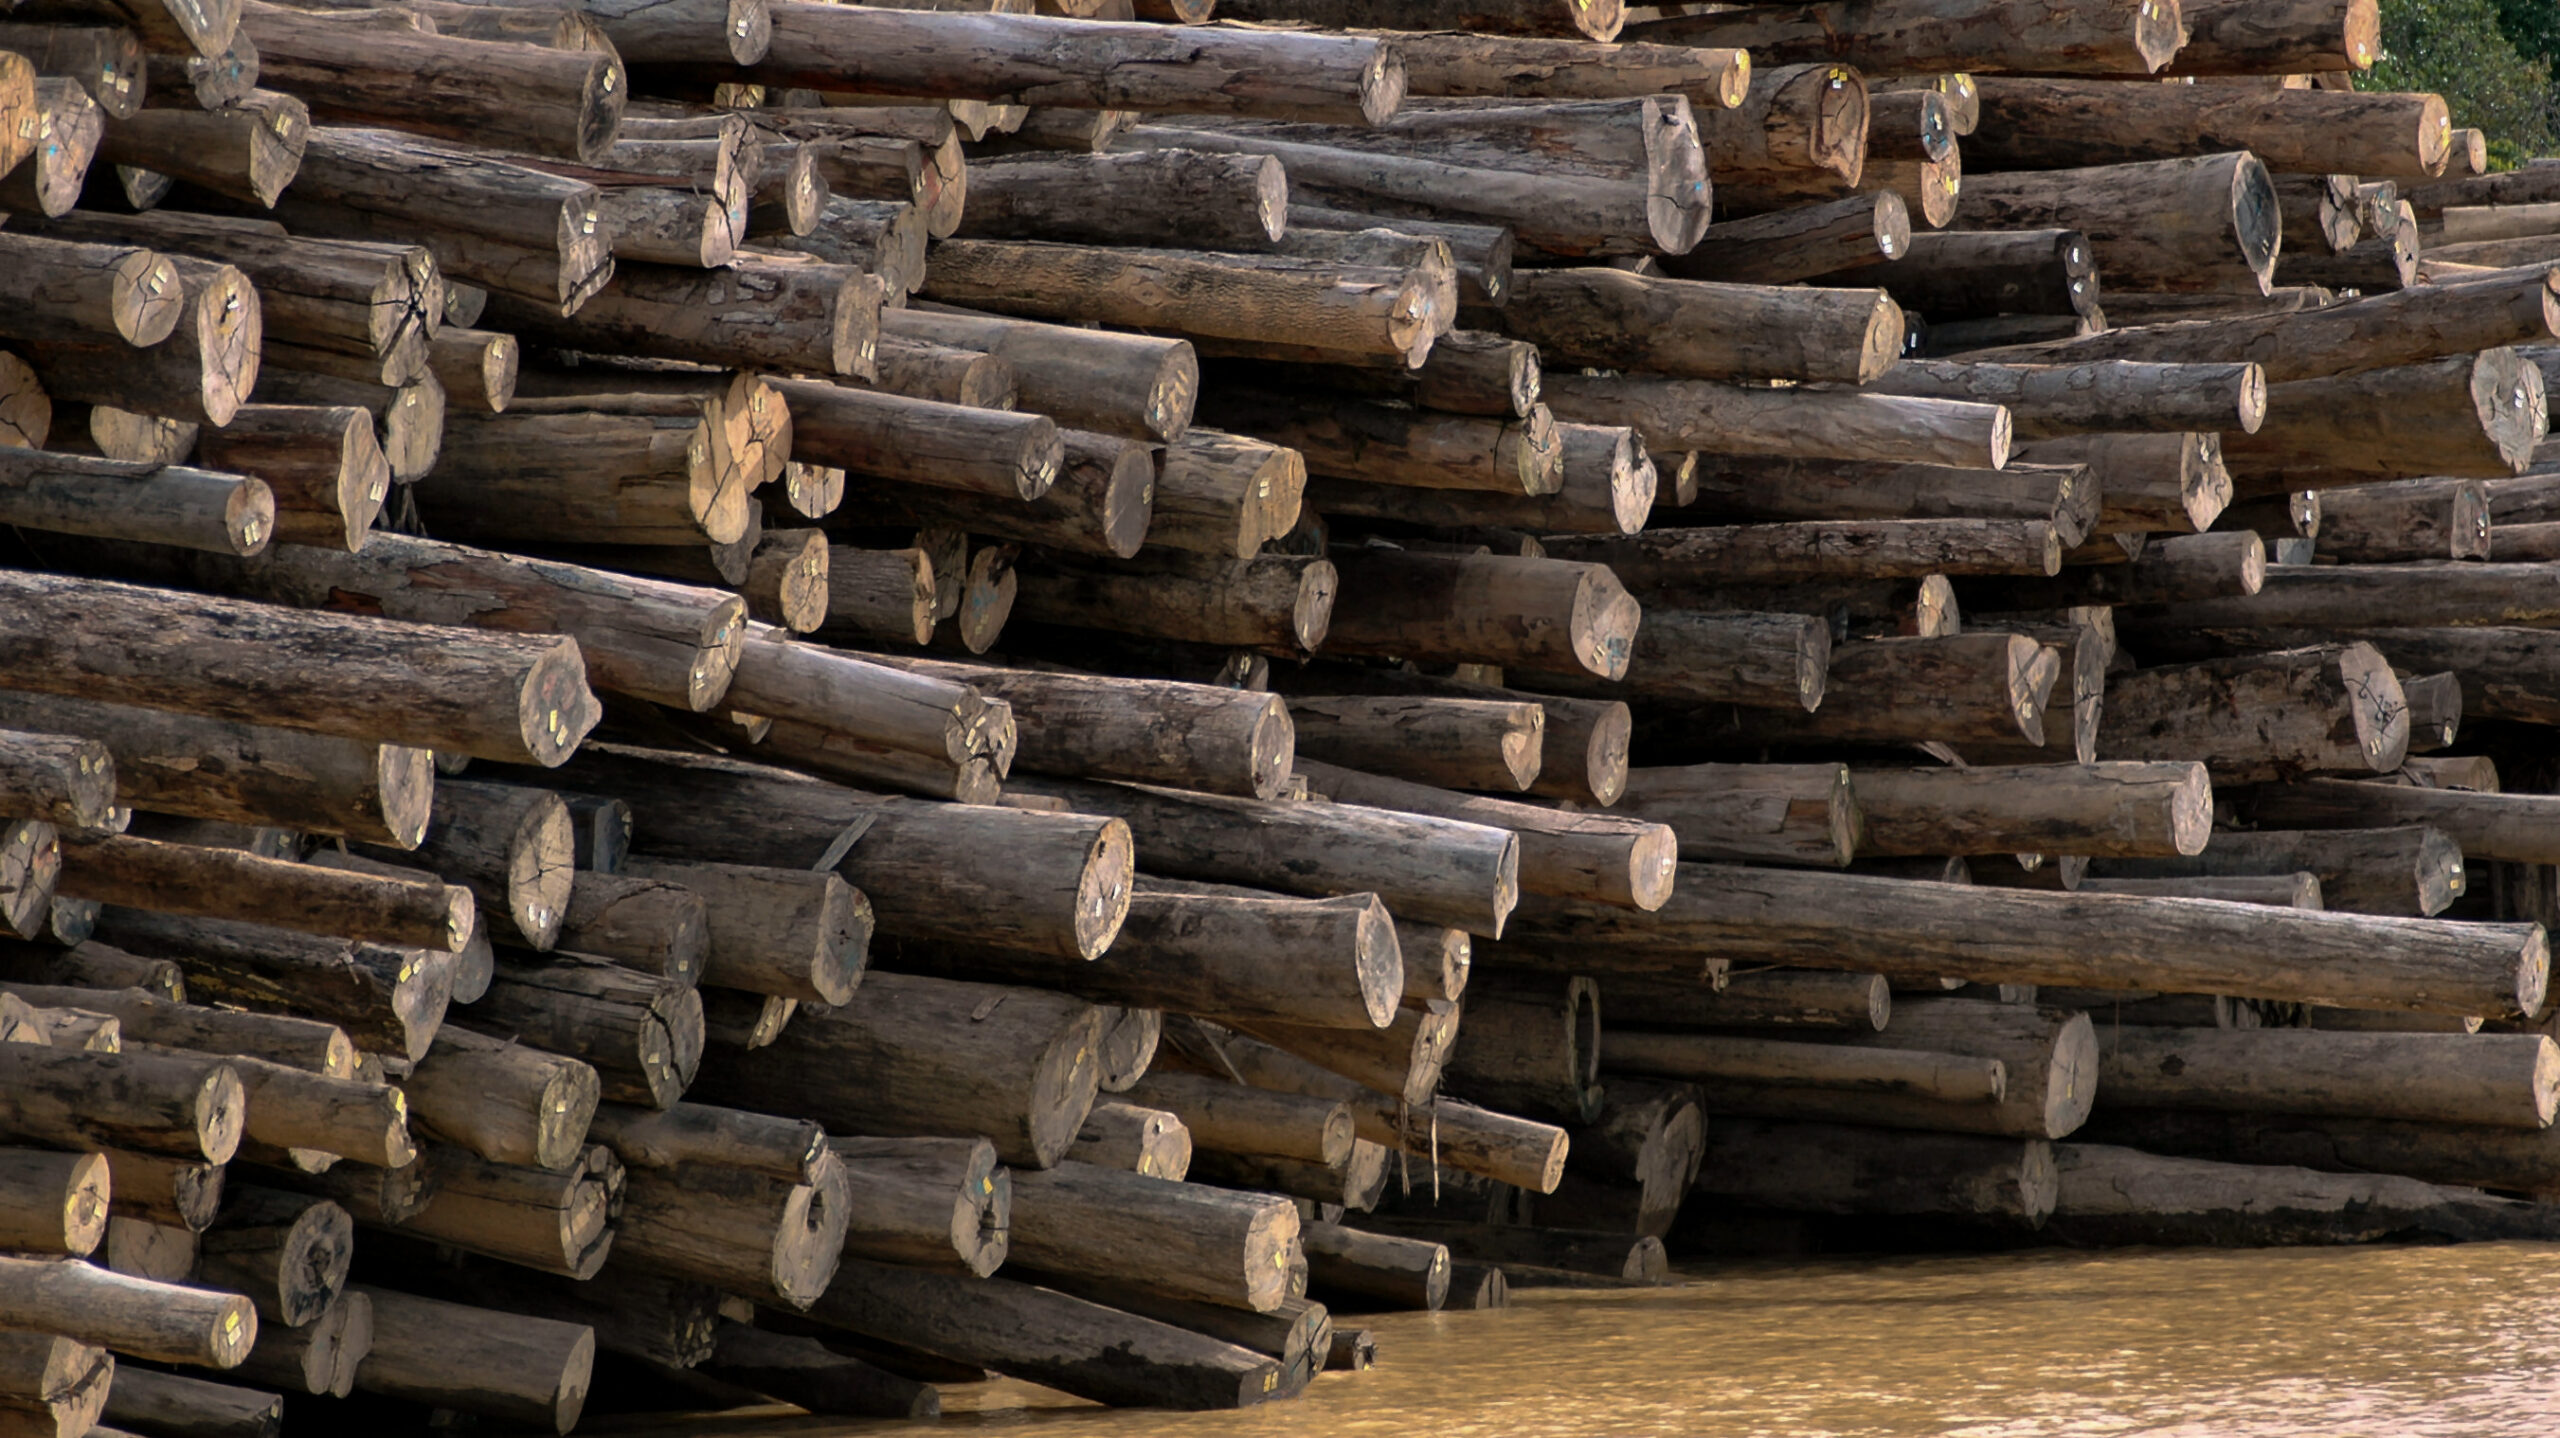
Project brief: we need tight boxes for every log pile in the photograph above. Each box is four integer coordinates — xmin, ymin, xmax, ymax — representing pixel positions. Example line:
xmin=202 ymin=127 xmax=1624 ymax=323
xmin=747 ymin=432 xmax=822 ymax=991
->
xmin=0 ymin=0 xmax=2554 ymax=1426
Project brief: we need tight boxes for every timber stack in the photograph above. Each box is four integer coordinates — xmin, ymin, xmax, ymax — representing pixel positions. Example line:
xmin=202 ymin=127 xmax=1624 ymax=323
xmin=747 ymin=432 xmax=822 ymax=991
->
xmin=0 ymin=0 xmax=2558 ymax=1426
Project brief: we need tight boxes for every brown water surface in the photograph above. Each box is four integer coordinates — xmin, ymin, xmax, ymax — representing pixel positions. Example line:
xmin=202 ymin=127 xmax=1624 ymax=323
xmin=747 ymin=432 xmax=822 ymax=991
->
xmin=600 ymin=1243 xmax=2560 ymax=1437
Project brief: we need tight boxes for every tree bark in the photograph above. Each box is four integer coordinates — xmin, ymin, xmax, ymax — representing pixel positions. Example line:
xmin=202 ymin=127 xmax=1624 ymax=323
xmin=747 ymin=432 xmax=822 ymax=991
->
xmin=1845 ymin=761 xmax=2210 ymax=859
xmin=57 ymin=835 xmax=469 ymax=951
xmin=1008 ymin=1161 xmax=1300 ymax=1311
xmin=2164 ymin=0 xmax=2381 ymax=75
xmin=614 ymin=1154 xmax=849 ymax=1308
xmin=959 ymin=148 xmax=1284 ymax=249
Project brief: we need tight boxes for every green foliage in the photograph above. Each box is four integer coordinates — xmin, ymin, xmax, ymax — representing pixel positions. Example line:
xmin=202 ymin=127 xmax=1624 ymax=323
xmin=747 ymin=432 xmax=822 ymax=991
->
xmin=2363 ymin=0 xmax=2556 ymax=162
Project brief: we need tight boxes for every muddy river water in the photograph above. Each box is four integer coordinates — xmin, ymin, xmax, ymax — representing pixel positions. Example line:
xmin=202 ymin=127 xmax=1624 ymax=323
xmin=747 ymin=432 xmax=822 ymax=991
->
xmin=597 ymin=1241 xmax=2560 ymax=1437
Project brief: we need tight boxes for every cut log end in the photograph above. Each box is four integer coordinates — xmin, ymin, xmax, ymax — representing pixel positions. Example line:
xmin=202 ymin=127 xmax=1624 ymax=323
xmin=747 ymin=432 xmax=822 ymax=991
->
xmin=112 ymin=250 xmax=186 ymax=348
xmin=1076 ymin=817 xmax=1137 ymax=961
xmin=1293 ymin=560 xmax=1339 ymax=653
xmin=518 ymin=639 xmax=603 ymax=769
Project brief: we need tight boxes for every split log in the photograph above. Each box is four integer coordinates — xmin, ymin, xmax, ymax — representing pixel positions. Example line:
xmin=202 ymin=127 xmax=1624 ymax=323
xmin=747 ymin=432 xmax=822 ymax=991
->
xmin=401 ymin=1026 xmax=600 ymax=1172
xmin=692 ymin=972 xmax=1098 ymax=1167
xmin=1692 ymin=1119 xmax=2056 ymax=1225
xmin=0 ymin=1257 xmax=254 ymax=1367
xmin=88 ymin=911 xmax=449 ymax=1061
xmin=2097 ymin=1027 xmax=2559 ymax=1129
xmin=1542 ymin=371 xmax=2012 ymax=470
xmin=803 ymin=1258 xmax=1283 ymax=1410
xmin=2096 ymin=643 xmax=2407 ymax=782
xmin=350 ymin=1287 xmax=592 ymax=1434
xmin=2092 ymin=826 xmax=2465 ymax=918
xmin=1508 ymin=862 xmax=2544 ymax=1018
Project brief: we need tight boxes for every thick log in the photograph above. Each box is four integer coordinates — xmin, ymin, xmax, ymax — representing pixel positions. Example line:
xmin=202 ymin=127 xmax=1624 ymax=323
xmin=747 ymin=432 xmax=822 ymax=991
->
xmin=2165 ymin=0 xmax=2379 ymax=74
xmin=1542 ymin=371 xmax=2011 ymax=469
xmin=401 ymin=1026 xmax=599 ymax=1173
xmin=228 ymin=1286 xmax=367 ymax=1397
xmin=99 ymin=1368 xmax=280 ymax=1438
xmin=861 ymin=654 xmax=1289 ymax=800
xmin=2097 ymin=643 xmax=2406 ymax=782
xmin=351 ymin=1287 xmax=592 ymax=1434
xmin=1494 ymin=269 xmax=1900 ymax=386
xmin=0 ymin=1042 xmax=241 ymax=1161
xmin=18 ymin=248 xmax=256 ymax=429
xmin=544 ymin=871 xmax=706 ymax=985
xmin=826 ymin=1134 xmax=1009 ymax=1276
xmin=420 ymin=406 xmax=748 ymax=549
xmin=459 ymin=952 xmax=701 ymax=1109
xmin=1007 ymin=773 xmax=1517 ymax=937
xmin=1983 ymin=266 xmax=2560 ymax=383
xmin=1008 ymin=1161 xmax=1298 ymax=1311
xmin=718 ymin=630 xmax=1003 ymax=773
xmin=1951 ymin=153 xmax=2282 ymax=297
xmin=1693 ymin=1119 xmax=2056 ymax=1224
xmin=2312 ymin=478 xmax=2490 ymax=562
xmin=700 ymin=1325 xmax=938 ymax=1420
xmin=354 ymin=779 xmax=568 ymax=950
xmin=1303 ymin=422 xmax=1651 ymax=537
xmin=0 ymin=1257 xmax=252 ymax=1368
xmin=1691 ymin=61 xmax=1867 ymax=199
xmin=2078 ymin=1106 xmax=2560 ymax=1196
xmin=0 ymin=78 xmax=102 ymax=219
xmin=392 ymin=1142 xmax=616 ymax=1278
xmin=117 ymin=533 xmax=744 ymax=714
xmin=2217 ymin=350 xmax=2546 ymax=486
xmin=1508 ymin=862 xmax=2544 ymax=1018
xmin=1318 ymin=549 xmax=1639 ymax=682
xmin=488 ymin=257 xmax=878 ymax=378
xmin=0 ymin=23 xmax=141 ymax=120
xmin=615 ymin=859 xmax=864 ymax=1004
xmin=2092 ymin=826 xmax=2465 ymax=918
xmin=1299 ymin=1221 xmax=1447 ymax=1312
xmin=1968 ymin=80 xmax=2444 ymax=178
xmin=1436 ymin=972 xmax=1599 ymax=1123
xmin=0 ymin=450 xmax=270 ymax=556
xmin=920 ymin=240 xmax=1428 ymax=364
xmin=1687 ymin=631 xmax=2055 ymax=750
xmin=99 ymin=1148 xmax=218 ymax=1232
xmin=542 ymin=744 xmax=1131 ymax=960
xmin=0 ymin=1149 xmax=107 ymax=1257
xmin=1287 ymin=696 xmax=1538 ymax=794
xmin=1194 ymin=386 xmax=1556 ymax=497
xmin=1845 ymin=762 xmax=2208 ymax=859
xmin=202 ymin=1050 xmax=412 ymax=1168
xmin=586 ymin=1101 xmax=822 ymax=1185
xmin=880 ymin=306 xmax=1195 ymax=442
xmin=1300 ymin=761 xmax=1674 ymax=912
xmin=2232 ymin=781 xmax=2560 ymax=868
xmin=614 ymin=1154 xmax=848 ymax=1308
xmin=709 ymin=4 xmax=1401 ymax=123
xmin=1626 ymin=0 xmax=2180 ymax=75
xmin=804 ymin=1258 xmax=1282 ymax=1409
xmin=1663 ymin=190 xmax=1910 ymax=287
xmin=885 ymin=881 xmax=1399 ymax=1032
xmin=2021 ymin=431 xmax=2230 ymax=534
xmin=2099 ymin=1027 xmax=2558 ymax=1129
xmin=87 ymin=911 xmax=448 ymax=1061
xmin=1125 ymin=1072 xmax=1351 ymax=1168
xmin=1611 ymin=763 xmax=1859 ymax=868
xmin=693 ymin=972 xmax=1097 ymax=1167
xmin=839 ymin=427 xmax=1146 ymax=560
xmin=0 ymin=233 xmax=179 ymax=348
xmin=1212 ymin=0 xmax=1614 ymax=40
xmin=237 ymin=4 xmax=622 ymax=164
xmin=56 ymin=835 xmax=467 ymax=951
xmin=191 ymin=1187 xmax=349 ymax=1326
xmin=1546 ymin=520 xmax=2059 ymax=586
xmin=1864 ymin=359 xmax=2265 ymax=440
xmin=1957 ymin=531 xmax=2263 ymax=612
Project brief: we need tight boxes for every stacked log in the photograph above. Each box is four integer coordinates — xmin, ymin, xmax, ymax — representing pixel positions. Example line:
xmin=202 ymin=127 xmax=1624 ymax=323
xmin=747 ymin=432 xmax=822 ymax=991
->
xmin=0 ymin=0 xmax=2550 ymax=1423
